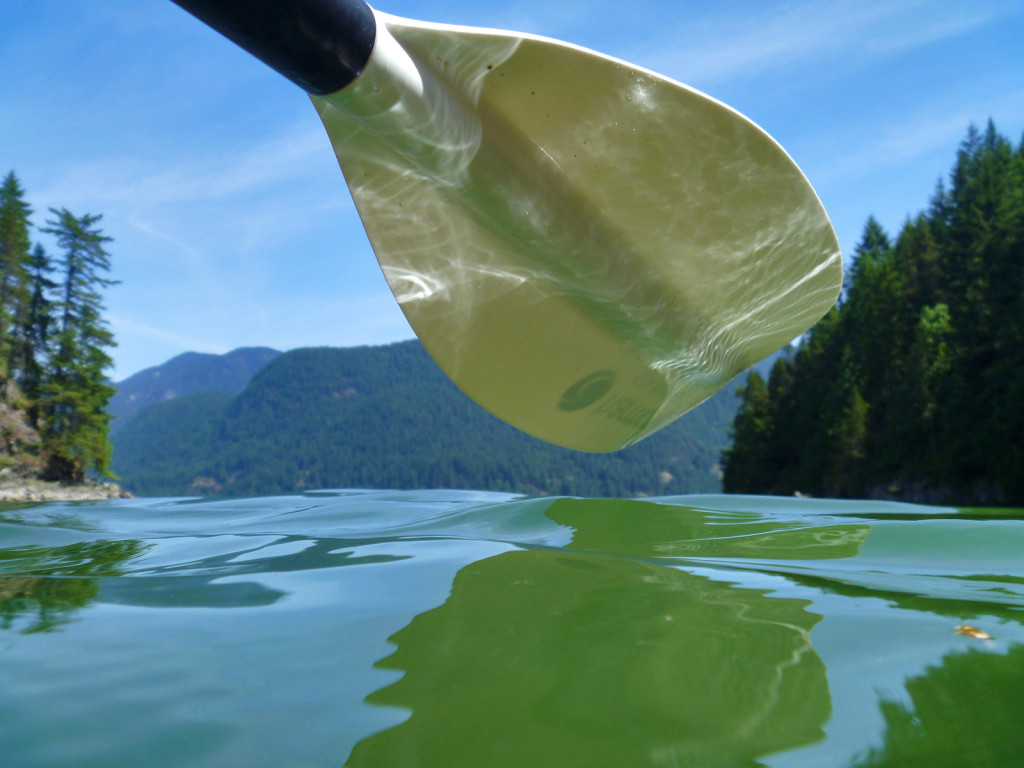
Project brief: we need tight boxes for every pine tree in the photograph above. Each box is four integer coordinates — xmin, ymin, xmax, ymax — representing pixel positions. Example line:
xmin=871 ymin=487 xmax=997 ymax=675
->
xmin=38 ymin=208 xmax=119 ymax=481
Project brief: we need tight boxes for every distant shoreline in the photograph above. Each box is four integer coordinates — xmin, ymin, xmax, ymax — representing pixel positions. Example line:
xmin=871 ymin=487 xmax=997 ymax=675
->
xmin=0 ymin=475 xmax=131 ymax=503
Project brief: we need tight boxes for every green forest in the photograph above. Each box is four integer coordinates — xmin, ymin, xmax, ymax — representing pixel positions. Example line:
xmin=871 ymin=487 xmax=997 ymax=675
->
xmin=0 ymin=171 xmax=118 ymax=482
xmin=723 ymin=123 xmax=1024 ymax=505
xmin=111 ymin=342 xmax=742 ymax=498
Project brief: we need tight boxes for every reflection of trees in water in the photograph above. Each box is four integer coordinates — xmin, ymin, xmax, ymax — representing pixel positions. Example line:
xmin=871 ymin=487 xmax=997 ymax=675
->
xmin=0 ymin=528 xmax=405 ymax=632
xmin=783 ymin=568 xmax=1024 ymax=626
xmin=855 ymin=643 xmax=1024 ymax=767
xmin=346 ymin=546 xmax=831 ymax=768
xmin=544 ymin=497 xmax=871 ymax=562
xmin=343 ymin=498 xmax=875 ymax=767
xmin=0 ymin=539 xmax=145 ymax=633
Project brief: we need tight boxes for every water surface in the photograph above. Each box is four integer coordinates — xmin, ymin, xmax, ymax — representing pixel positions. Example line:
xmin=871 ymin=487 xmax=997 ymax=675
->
xmin=2 ymin=492 xmax=1022 ymax=767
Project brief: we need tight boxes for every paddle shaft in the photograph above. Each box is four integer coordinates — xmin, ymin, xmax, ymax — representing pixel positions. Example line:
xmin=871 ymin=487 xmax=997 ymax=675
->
xmin=169 ymin=0 xmax=376 ymax=94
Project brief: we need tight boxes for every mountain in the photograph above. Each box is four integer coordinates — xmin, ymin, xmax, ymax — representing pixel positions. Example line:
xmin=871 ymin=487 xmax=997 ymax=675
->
xmin=111 ymin=341 xmax=750 ymax=498
xmin=110 ymin=347 xmax=280 ymax=431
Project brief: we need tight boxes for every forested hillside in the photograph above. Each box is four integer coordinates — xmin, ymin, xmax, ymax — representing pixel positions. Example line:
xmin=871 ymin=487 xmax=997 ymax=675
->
xmin=112 ymin=341 xmax=746 ymax=497
xmin=110 ymin=346 xmax=279 ymax=430
xmin=723 ymin=123 xmax=1024 ymax=504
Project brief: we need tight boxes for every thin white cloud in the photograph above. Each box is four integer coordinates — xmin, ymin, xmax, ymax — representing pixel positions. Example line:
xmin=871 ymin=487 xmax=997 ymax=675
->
xmin=35 ymin=122 xmax=332 ymax=213
xmin=831 ymin=113 xmax=984 ymax=182
xmin=819 ymin=86 xmax=1024 ymax=183
xmin=646 ymin=0 xmax=1016 ymax=85
xmin=109 ymin=314 xmax=232 ymax=356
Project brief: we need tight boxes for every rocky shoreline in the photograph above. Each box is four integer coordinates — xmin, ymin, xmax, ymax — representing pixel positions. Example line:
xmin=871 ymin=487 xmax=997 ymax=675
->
xmin=0 ymin=475 xmax=131 ymax=503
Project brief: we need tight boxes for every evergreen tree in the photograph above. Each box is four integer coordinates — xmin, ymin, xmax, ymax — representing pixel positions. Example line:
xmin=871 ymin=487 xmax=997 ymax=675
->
xmin=21 ymin=244 xmax=57 ymax=410
xmin=721 ymin=370 xmax=770 ymax=492
xmin=887 ymin=302 xmax=952 ymax=479
xmin=822 ymin=346 xmax=869 ymax=496
xmin=38 ymin=208 xmax=118 ymax=481
xmin=785 ymin=306 xmax=846 ymax=493
xmin=0 ymin=172 xmax=33 ymax=395
xmin=841 ymin=215 xmax=890 ymax=303
xmin=937 ymin=122 xmax=1020 ymax=492
xmin=723 ymin=123 xmax=1024 ymax=505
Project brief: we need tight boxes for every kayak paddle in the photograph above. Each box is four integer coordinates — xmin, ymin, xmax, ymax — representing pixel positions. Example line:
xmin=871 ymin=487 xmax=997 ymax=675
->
xmin=169 ymin=0 xmax=842 ymax=452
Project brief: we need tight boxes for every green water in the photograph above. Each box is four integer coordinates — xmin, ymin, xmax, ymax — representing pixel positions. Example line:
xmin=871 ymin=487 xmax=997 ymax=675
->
xmin=1 ymin=492 xmax=1022 ymax=767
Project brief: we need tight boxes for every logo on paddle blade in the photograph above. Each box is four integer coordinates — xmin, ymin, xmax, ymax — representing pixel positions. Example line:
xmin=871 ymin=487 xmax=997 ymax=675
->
xmin=558 ymin=371 xmax=616 ymax=412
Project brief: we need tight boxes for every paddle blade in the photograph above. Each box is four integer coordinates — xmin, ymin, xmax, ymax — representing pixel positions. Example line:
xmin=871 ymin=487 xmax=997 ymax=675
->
xmin=313 ymin=11 xmax=842 ymax=452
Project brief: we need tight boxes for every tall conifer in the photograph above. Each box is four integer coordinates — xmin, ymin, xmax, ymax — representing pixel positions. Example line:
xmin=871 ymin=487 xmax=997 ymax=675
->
xmin=38 ymin=208 xmax=119 ymax=481
xmin=22 ymin=244 xmax=57 ymax=411
xmin=0 ymin=172 xmax=33 ymax=395
xmin=723 ymin=123 xmax=1024 ymax=504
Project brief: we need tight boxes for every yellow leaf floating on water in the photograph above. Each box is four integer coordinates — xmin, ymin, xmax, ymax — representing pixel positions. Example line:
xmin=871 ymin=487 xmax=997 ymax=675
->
xmin=955 ymin=624 xmax=993 ymax=640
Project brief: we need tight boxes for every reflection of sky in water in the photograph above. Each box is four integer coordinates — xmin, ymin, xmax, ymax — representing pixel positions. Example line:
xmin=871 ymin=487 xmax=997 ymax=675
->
xmin=311 ymin=13 xmax=842 ymax=450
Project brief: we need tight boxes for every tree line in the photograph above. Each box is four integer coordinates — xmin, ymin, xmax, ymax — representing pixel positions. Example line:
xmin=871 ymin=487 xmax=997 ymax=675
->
xmin=722 ymin=123 xmax=1024 ymax=504
xmin=0 ymin=171 xmax=118 ymax=481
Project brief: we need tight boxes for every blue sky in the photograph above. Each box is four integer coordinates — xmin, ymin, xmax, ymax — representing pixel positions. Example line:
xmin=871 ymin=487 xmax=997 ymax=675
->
xmin=3 ymin=0 xmax=1023 ymax=380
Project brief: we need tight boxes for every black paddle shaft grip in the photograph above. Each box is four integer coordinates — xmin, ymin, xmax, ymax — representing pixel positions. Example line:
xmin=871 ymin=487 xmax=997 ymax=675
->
xmin=170 ymin=0 xmax=376 ymax=95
